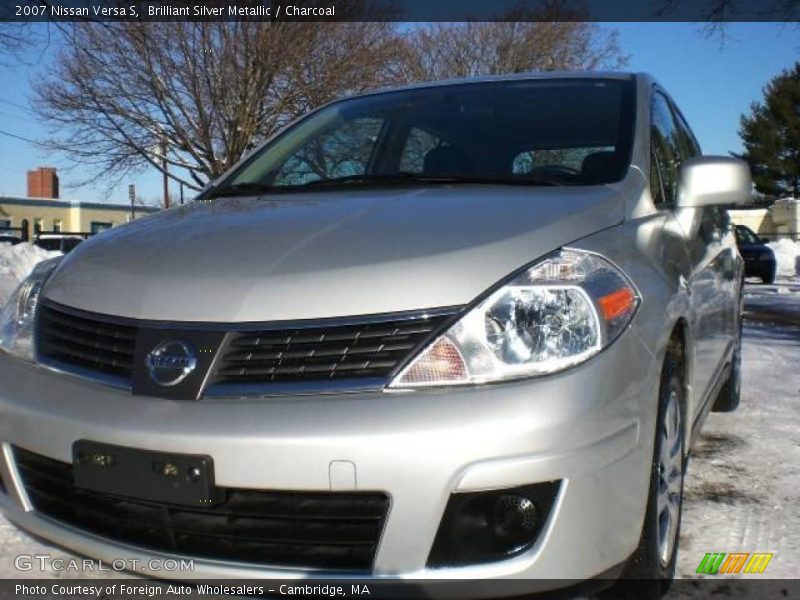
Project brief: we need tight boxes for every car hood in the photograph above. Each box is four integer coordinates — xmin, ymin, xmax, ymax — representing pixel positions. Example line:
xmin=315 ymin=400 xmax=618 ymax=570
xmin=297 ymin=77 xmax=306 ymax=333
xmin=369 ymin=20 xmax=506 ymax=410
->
xmin=44 ymin=186 xmax=624 ymax=322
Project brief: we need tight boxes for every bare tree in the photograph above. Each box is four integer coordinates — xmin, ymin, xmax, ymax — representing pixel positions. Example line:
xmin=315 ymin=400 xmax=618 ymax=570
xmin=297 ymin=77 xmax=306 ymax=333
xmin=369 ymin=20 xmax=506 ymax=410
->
xmin=0 ymin=23 xmax=41 ymax=64
xmin=657 ymin=0 xmax=800 ymax=39
xmin=0 ymin=25 xmax=29 ymax=54
xmin=33 ymin=20 xmax=405 ymax=192
xmin=400 ymin=22 xmax=626 ymax=81
xmin=398 ymin=3 xmax=627 ymax=82
xmin=659 ymin=0 xmax=799 ymax=20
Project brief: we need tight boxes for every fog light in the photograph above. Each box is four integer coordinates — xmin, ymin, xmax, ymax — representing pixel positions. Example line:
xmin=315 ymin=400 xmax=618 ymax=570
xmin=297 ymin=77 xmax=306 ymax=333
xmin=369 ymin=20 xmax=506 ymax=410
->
xmin=427 ymin=482 xmax=560 ymax=568
xmin=492 ymin=494 xmax=539 ymax=544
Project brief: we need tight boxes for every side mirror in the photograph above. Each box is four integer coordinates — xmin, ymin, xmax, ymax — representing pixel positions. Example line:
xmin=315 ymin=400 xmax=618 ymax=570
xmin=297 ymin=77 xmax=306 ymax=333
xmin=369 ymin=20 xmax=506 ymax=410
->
xmin=677 ymin=156 xmax=752 ymax=208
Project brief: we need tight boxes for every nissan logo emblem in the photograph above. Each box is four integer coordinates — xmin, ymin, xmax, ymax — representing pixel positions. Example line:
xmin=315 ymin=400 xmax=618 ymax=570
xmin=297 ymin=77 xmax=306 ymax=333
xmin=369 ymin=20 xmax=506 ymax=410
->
xmin=146 ymin=340 xmax=198 ymax=387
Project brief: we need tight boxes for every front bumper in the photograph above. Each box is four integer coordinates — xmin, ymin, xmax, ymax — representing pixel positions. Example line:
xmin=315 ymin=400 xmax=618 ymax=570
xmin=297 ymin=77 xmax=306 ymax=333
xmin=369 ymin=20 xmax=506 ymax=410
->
xmin=743 ymin=257 xmax=776 ymax=278
xmin=0 ymin=325 xmax=657 ymax=592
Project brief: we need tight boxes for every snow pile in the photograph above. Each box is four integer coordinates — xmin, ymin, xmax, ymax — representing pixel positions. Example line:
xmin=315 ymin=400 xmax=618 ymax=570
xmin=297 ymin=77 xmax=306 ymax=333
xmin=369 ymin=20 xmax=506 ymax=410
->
xmin=768 ymin=238 xmax=800 ymax=278
xmin=0 ymin=243 xmax=61 ymax=306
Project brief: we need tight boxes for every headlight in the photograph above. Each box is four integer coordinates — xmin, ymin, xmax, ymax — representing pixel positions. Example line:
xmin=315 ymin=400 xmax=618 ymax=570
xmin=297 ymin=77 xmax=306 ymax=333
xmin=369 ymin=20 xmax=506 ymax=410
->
xmin=390 ymin=250 xmax=639 ymax=388
xmin=0 ymin=257 xmax=63 ymax=361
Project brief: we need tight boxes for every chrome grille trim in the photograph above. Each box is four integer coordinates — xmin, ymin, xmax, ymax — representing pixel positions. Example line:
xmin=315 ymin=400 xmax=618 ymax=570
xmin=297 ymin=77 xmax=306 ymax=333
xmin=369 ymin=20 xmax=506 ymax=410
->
xmin=34 ymin=300 xmax=461 ymax=397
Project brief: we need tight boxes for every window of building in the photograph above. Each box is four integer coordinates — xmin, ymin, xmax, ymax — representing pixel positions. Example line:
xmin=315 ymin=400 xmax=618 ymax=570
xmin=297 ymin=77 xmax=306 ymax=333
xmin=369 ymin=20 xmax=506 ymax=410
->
xmin=53 ymin=219 xmax=62 ymax=233
xmin=0 ymin=219 xmax=11 ymax=230
xmin=90 ymin=222 xmax=113 ymax=234
xmin=34 ymin=218 xmax=44 ymax=234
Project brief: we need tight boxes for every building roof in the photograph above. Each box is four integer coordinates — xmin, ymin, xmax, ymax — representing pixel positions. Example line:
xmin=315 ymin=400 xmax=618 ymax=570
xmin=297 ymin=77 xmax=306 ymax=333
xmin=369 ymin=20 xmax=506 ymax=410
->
xmin=0 ymin=195 xmax=161 ymax=212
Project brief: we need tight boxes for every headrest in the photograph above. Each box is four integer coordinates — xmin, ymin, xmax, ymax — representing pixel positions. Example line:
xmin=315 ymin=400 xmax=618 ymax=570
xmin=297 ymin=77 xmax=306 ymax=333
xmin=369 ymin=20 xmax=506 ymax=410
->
xmin=581 ymin=151 xmax=623 ymax=184
xmin=423 ymin=146 xmax=473 ymax=176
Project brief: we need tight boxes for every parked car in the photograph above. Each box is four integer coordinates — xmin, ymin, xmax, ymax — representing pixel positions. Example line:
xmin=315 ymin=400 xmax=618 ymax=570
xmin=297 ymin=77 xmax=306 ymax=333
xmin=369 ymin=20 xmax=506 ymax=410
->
xmin=33 ymin=233 xmax=85 ymax=254
xmin=0 ymin=73 xmax=751 ymax=599
xmin=735 ymin=224 xmax=777 ymax=284
xmin=0 ymin=235 xmax=22 ymax=246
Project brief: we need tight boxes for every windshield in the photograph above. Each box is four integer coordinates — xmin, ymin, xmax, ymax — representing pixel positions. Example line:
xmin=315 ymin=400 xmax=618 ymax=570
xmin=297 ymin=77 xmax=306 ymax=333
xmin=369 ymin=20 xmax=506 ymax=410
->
xmin=212 ymin=78 xmax=635 ymax=196
xmin=736 ymin=226 xmax=762 ymax=245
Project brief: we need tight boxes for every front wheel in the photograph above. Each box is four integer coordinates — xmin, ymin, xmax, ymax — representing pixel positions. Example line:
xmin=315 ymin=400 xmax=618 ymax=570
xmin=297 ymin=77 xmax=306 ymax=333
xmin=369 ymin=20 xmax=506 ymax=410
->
xmin=603 ymin=352 xmax=686 ymax=600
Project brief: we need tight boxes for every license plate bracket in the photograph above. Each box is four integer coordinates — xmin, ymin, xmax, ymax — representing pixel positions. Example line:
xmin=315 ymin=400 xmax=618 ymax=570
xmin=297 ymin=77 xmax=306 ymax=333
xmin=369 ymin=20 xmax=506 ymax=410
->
xmin=72 ymin=440 xmax=225 ymax=507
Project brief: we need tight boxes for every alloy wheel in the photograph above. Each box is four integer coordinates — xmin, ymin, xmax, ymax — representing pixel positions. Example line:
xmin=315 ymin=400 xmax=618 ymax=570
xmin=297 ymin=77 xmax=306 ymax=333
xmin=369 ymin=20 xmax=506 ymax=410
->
xmin=656 ymin=388 xmax=683 ymax=567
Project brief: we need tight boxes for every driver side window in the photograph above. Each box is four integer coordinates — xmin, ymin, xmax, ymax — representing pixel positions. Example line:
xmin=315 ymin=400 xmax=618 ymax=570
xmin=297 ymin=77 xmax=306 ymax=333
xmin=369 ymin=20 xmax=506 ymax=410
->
xmin=650 ymin=92 xmax=682 ymax=208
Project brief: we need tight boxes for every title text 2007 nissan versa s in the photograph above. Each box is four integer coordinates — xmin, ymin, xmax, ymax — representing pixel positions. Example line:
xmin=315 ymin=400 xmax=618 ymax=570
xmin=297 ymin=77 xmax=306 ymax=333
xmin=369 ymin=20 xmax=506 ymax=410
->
xmin=0 ymin=72 xmax=751 ymax=598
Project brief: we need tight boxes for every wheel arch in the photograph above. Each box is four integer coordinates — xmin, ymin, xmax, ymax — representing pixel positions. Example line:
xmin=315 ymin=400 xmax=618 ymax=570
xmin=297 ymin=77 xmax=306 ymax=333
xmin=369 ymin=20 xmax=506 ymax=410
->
xmin=665 ymin=318 xmax=692 ymax=456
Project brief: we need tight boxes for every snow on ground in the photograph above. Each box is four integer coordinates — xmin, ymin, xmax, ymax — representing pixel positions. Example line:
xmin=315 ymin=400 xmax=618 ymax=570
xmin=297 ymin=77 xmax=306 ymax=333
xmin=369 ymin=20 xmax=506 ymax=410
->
xmin=767 ymin=238 xmax=800 ymax=278
xmin=0 ymin=243 xmax=61 ymax=305
xmin=667 ymin=277 xmax=800 ymax=598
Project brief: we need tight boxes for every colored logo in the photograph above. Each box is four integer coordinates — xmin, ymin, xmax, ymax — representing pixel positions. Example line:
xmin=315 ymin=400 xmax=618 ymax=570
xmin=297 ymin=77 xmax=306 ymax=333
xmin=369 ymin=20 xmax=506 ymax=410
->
xmin=696 ymin=552 xmax=773 ymax=574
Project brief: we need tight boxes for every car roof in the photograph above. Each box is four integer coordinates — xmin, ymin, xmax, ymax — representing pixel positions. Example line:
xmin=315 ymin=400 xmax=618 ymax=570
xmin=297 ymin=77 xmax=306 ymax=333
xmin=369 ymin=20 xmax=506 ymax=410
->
xmin=349 ymin=71 xmax=641 ymax=100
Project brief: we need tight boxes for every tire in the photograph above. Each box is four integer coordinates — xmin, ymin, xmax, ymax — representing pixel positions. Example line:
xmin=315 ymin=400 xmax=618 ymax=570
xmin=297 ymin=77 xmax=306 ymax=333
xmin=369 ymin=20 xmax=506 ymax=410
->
xmin=713 ymin=290 xmax=743 ymax=413
xmin=601 ymin=351 xmax=686 ymax=600
xmin=761 ymin=271 xmax=775 ymax=284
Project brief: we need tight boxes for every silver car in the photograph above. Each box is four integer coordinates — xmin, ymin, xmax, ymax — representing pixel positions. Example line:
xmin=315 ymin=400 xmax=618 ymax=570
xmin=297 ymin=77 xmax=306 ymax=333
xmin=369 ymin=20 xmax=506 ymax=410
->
xmin=0 ymin=72 xmax=751 ymax=598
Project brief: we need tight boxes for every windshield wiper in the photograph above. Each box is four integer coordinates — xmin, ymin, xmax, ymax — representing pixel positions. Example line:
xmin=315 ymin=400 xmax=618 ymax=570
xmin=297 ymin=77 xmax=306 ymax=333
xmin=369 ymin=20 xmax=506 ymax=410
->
xmin=205 ymin=182 xmax=277 ymax=199
xmin=207 ymin=172 xmax=565 ymax=199
xmin=295 ymin=172 xmax=565 ymax=188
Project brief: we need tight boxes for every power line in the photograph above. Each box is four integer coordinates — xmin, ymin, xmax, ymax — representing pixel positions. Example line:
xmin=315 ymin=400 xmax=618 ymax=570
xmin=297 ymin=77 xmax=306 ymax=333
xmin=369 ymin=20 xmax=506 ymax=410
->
xmin=0 ymin=109 xmax=37 ymax=124
xmin=0 ymin=97 xmax=31 ymax=113
xmin=0 ymin=128 xmax=39 ymax=145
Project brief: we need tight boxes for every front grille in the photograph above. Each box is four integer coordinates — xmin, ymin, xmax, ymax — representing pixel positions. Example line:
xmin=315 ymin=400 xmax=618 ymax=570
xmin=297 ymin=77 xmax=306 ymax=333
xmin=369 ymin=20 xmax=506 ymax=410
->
xmin=35 ymin=301 xmax=456 ymax=394
xmin=14 ymin=447 xmax=389 ymax=571
xmin=37 ymin=303 xmax=136 ymax=380
xmin=215 ymin=314 xmax=453 ymax=385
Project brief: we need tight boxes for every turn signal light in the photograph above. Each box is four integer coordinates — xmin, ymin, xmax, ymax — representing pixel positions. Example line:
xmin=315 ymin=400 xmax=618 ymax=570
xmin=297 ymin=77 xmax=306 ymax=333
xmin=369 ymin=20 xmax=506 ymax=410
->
xmin=598 ymin=287 xmax=637 ymax=322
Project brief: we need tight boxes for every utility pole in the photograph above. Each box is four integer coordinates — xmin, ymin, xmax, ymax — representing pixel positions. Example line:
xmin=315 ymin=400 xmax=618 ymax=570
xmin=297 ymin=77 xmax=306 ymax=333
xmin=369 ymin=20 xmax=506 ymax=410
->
xmin=161 ymin=137 xmax=169 ymax=209
xmin=180 ymin=181 xmax=184 ymax=205
xmin=128 ymin=184 xmax=136 ymax=220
